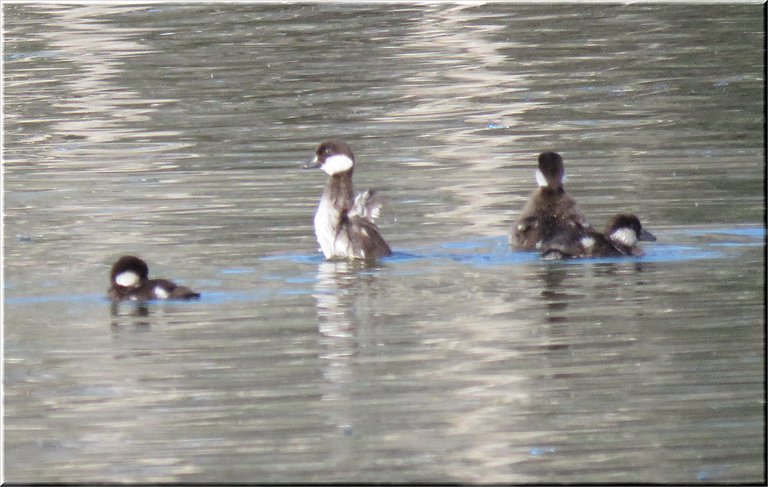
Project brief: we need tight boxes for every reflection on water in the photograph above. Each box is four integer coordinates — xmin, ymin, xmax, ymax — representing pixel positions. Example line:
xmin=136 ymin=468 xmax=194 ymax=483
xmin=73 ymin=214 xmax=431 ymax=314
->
xmin=314 ymin=260 xmax=365 ymax=433
xmin=40 ymin=7 xmax=163 ymax=144
xmin=4 ymin=2 xmax=764 ymax=484
xmin=315 ymin=260 xmax=370 ymax=340
xmin=110 ymin=300 xmax=150 ymax=327
xmin=314 ymin=261 xmax=368 ymax=462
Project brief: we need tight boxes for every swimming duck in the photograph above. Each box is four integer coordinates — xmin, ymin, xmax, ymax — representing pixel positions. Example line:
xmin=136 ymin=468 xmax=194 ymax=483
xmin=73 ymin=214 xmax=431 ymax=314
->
xmin=108 ymin=255 xmax=200 ymax=301
xmin=541 ymin=213 xmax=657 ymax=259
xmin=305 ymin=139 xmax=392 ymax=261
xmin=511 ymin=151 xmax=591 ymax=251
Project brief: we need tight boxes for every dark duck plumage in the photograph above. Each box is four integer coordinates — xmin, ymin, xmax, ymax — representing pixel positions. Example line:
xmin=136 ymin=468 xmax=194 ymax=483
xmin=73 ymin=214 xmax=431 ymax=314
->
xmin=108 ymin=255 xmax=200 ymax=301
xmin=541 ymin=213 xmax=657 ymax=259
xmin=511 ymin=152 xmax=590 ymax=251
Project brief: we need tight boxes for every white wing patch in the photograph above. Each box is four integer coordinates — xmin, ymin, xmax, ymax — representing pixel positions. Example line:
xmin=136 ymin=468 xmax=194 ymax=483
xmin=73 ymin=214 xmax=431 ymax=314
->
xmin=321 ymin=154 xmax=354 ymax=175
xmin=580 ymin=236 xmax=596 ymax=249
xmin=115 ymin=271 xmax=140 ymax=288
xmin=154 ymin=286 xmax=170 ymax=299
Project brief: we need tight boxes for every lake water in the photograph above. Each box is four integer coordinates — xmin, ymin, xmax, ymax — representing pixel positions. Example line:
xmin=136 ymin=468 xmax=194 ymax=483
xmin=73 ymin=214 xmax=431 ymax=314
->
xmin=3 ymin=3 xmax=765 ymax=484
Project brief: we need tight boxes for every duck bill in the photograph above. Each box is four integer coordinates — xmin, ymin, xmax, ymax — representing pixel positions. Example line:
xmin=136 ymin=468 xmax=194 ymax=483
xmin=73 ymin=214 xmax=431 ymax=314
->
xmin=639 ymin=228 xmax=657 ymax=242
xmin=302 ymin=155 xmax=321 ymax=170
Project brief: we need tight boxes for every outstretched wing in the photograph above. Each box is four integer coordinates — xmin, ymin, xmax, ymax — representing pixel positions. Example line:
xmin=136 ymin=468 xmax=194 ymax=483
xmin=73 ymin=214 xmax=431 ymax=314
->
xmin=349 ymin=190 xmax=385 ymax=221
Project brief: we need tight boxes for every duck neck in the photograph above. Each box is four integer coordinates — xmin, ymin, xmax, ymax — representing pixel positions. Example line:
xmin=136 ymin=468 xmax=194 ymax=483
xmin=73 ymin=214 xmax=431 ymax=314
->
xmin=325 ymin=172 xmax=355 ymax=212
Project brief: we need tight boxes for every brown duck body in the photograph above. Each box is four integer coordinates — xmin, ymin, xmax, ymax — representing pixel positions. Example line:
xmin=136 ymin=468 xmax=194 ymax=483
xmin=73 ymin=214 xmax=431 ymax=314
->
xmin=511 ymin=152 xmax=590 ymax=251
xmin=108 ymin=255 xmax=200 ymax=301
xmin=512 ymin=186 xmax=589 ymax=251
xmin=540 ymin=214 xmax=657 ymax=259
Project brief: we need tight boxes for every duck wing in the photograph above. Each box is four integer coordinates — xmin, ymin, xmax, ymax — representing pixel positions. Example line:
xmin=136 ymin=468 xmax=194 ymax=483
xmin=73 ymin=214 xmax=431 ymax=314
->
xmin=347 ymin=216 xmax=392 ymax=259
xmin=349 ymin=190 xmax=385 ymax=221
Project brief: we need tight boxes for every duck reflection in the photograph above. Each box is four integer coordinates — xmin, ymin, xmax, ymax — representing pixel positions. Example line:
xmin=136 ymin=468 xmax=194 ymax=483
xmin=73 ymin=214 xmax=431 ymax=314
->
xmin=539 ymin=266 xmax=571 ymax=316
xmin=109 ymin=300 xmax=151 ymax=328
xmin=536 ymin=266 xmax=575 ymax=353
xmin=108 ymin=302 xmax=157 ymax=360
xmin=536 ymin=261 xmax=650 ymax=327
xmin=315 ymin=261 xmax=360 ymax=342
xmin=533 ymin=260 xmax=656 ymax=369
xmin=313 ymin=259 xmax=384 ymax=342
xmin=313 ymin=259 xmax=385 ymax=451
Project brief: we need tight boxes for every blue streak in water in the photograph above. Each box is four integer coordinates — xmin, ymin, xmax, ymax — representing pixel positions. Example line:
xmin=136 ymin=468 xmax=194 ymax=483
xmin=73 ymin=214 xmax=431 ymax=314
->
xmin=259 ymin=253 xmax=324 ymax=264
xmin=220 ymin=268 xmax=256 ymax=275
xmin=192 ymin=290 xmax=269 ymax=305
xmin=697 ymin=465 xmax=728 ymax=481
xmin=679 ymin=227 xmax=764 ymax=238
xmin=440 ymin=240 xmax=494 ymax=250
xmin=285 ymin=276 xmax=318 ymax=284
xmin=5 ymin=293 xmax=107 ymax=305
xmin=5 ymin=51 xmax=60 ymax=62
xmin=530 ymin=446 xmax=557 ymax=456
xmin=385 ymin=251 xmax=431 ymax=263
xmin=709 ymin=242 xmax=764 ymax=248
xmin=6 ymin=227 xmax=757 ymax=306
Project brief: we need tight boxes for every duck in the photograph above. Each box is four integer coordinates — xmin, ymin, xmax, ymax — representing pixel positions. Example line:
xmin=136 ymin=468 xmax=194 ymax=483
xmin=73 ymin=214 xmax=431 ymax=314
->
xmin=305 ymin=139 xmax=392 ymax=261
xmin=541 ymin=213 xmax=657 ymax=259
xmin=108 ymin=255 xmax=200 ymax=301
xmin=511 ymin=151 xmax=591 ymax=251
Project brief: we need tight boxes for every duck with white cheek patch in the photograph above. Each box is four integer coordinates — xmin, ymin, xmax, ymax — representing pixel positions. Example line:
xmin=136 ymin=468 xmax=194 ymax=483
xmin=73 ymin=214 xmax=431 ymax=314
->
xmin=108 ymin=255 xmax=200 ymax=301
xmin=304 ymin=139 xmax=392 ymax=261
xmin=541 ymin=213 xmax=657 ymax=259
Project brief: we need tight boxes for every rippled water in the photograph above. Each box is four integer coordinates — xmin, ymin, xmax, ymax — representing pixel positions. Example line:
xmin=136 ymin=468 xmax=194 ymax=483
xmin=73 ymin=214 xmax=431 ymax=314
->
xmin=3 ymin=3 xmax=765 ymax=483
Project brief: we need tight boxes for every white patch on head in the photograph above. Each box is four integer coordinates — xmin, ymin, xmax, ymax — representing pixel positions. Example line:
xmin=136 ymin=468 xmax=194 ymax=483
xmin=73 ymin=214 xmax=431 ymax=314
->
xmin=115 ymin=271 xmax=140 ymax=288
xmin=535 ymin=169 xmax=548 ymax=188
xmin=580 ymin=236 xmax=596 ymax=249
xmin=536 ymin=169 xmax=566 ymax=187
xmin=321 ymin=154 xmax=354 ymax=175
xmin=154 ymin=286 xmax=170 ymax=299
xmin=610 ymin=228 xmax=637 ymax=247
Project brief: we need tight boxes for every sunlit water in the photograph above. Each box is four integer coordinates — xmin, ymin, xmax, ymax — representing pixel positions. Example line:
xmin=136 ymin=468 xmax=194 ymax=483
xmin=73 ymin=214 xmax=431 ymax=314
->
xmin=4 ymin=3 xmax=765 ymax=483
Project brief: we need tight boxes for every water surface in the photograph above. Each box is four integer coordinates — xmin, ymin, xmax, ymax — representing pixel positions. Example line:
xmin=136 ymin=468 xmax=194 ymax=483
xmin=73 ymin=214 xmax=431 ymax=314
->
xmin=4 ymin=3 xmax=765 ymax=483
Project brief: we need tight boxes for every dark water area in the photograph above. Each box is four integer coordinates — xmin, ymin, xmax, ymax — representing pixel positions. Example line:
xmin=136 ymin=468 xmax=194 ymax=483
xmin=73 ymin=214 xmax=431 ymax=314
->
xmin=3 ymin=3 xmax=765 ymax=483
